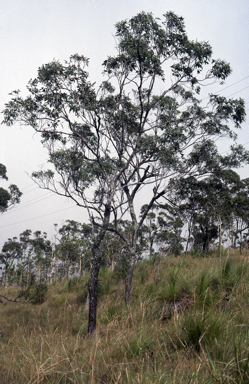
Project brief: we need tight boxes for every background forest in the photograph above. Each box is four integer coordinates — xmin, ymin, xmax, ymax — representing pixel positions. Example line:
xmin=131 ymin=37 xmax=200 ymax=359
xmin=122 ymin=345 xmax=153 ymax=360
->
xmin=1 ymin=168 xmax=249 ymax=289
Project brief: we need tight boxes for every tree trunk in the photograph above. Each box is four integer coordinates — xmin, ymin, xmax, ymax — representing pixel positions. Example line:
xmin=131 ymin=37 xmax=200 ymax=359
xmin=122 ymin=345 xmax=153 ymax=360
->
xmin=149 ymin=235 xmax=154 ymax=258
xmin=185 ymin=217 xmax=193 ymax=255
xmin=88 ymin=242 xmax=103 ymax=335
xmin=227 ymin=233 xmax=230 ymax=259
xmin=125 ymin=249 xmax=136 ymax=305
xmin=55 ymin=256 xmax=58 ymax=281
xmin=240 ymin=230 xmax=242 ymax=255
xmin=36 ymin=264 xmax=40 ymax=284
xmin=219 ymin=227 xmax=222 ymax=260
xmin=79 ymin=257 xmax=82 ymax=276
xmin=48 ymin=263 xmax=52 ymax=284
xmin=65 ymin=259 xmax=69 ymax=279
xmin=87 ymin=203 xmax=111 ymax=336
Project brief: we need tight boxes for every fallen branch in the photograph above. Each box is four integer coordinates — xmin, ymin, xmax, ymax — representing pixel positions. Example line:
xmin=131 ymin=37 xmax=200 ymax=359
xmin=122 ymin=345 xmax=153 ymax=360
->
xmin=0 ymin=294 xmax=28 ymax=303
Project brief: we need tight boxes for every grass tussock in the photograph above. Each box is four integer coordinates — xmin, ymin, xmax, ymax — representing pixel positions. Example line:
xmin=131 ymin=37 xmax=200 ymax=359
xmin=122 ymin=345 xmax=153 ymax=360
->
xmin=1 ymin=251 xmax=249 ymax=383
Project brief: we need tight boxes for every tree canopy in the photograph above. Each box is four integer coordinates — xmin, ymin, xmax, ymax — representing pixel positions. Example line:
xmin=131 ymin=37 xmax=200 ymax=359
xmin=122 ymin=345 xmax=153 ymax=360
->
xmin=0 ymin=163 xmax=22 ymax=213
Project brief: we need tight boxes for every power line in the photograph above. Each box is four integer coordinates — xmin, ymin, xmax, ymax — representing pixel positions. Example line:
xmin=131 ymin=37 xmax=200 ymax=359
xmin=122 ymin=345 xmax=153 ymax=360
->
xmin=0 ymin=205 xmax=78 ymax=229
xmin=220 ymin=141 xmax=249 ymax=155
xmin=202 ymin=78 xmax=249 ymax=101
xmin=2 ymin=145 xmax=249 ymax=228
xmin=202 ymin=86 xmax=249 ymax=102
xmin=4 ymin=192 xmax=56 ymax=215
xmin=20 ymin=183 xmax=36 ymax=191
xmin=212 ymin=75 xmax=249 ymax=94
xmin=21 ymin=187 xmax=40 ymax=195
xmin=225 ymin=86 xmax=249 ymax=98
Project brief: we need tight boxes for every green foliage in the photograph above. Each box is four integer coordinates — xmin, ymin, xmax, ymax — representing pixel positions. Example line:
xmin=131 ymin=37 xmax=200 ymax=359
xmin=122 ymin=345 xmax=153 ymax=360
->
xmin=176 ymin=170 xmax=249 ymax=252
xmin=101 ymin=304 xmax=122 ymax=324
xmin=113 ymin=252 xmax=130 ymax=281
xmin=18 ymin=282 xmax=48 ymax=304
xmin=141 ymin=204 xmax=184 ymax=257
xmin=146 ymin=282 xmax=155 ymax=297
xmin=98 ymin=267 xmax=113 ymax=294
xmin=0 ymin=163 xmax=22 ymax=213
xmin=221 ymin=259 xmax=248 ymax=292
xmin=0 ymin=163 xmax=8 ymax=180
xmin=230 ymin=338 xmax=249 ymax=383
xmin=181 ymin=310 xmax=223 ymax=352
xmin=98 ymin=278 xmax=111 ymax=295
xmin=168 ymin=269 xmax=179 ymax=301
xmin=75 ymin=289 xmax=88 ymax=305
xmin=0 ymin=187 xmax=11 ymax=211
xmin=197 ymin=270 xmax=219 ymax=306
xmin=222 ymin=259 xmax=232 ymax=281
xmin=148 ymin=253 xmax=159 ymax=265
xmin=1 ymin=229 xmax=52 ymax=287
xmin=64 ymin=276 xmax=81 ymax=293
xmin=125 ymin=331 xmax=153 ymax=359
xmin=56 ymin=220 xmax=92 ymax=272
xmin=158 ymin=267 xmax=183 ymax=301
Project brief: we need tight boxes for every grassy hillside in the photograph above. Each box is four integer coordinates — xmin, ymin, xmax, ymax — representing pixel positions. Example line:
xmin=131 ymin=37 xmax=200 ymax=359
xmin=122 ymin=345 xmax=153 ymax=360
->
xmin=1 ymin=252 xmax=249 ymax=383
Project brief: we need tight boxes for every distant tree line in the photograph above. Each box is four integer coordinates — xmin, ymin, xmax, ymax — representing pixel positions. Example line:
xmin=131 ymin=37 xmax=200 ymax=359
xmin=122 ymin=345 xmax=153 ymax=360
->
xmin=1 ymin=168 xmax=249 ymax=287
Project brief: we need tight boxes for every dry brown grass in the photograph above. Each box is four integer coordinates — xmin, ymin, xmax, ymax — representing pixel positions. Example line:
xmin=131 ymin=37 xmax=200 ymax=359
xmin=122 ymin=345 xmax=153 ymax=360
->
xmin=1 ymin=252 xmax=249 ymax=383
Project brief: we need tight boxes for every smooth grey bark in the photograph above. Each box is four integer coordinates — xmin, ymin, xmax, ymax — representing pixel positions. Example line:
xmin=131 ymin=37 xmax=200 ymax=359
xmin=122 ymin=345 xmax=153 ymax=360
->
xmin=123 ymin=186 xmax=166 ymax=305
xmin=185 ymin=216 xmax=193 ymax=256
xmin=123 ymin=185 xmax=138 ymax=306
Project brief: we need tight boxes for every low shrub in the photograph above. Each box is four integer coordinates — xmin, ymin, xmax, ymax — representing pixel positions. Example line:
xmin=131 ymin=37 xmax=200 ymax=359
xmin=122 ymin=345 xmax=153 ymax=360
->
xmin=181 ymin=309 xmax=223 ymax=352
xmin=18 ymin=282 xmax=48 ymax=304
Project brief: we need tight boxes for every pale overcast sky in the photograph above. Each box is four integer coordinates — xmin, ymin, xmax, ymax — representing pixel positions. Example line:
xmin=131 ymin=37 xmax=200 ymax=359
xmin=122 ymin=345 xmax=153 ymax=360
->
xmin=0 ymin=0 xmax=248 ymax=247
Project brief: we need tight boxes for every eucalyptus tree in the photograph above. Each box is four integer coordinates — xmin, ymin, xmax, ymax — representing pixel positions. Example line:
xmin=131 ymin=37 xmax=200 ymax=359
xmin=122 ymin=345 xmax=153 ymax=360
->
xmin=174 ymin=176 xmax=220 ymax=252
xmin=140 ymin=206 xmax=158 ymax=258
xmin=156 ymin=206 xmax=184 ymax=257
xmin=2 ymin=11 xmax=248 ymax=332
xmin=174 ymin=170 xmax=248 ymax=253
xmin=0 ymin=229 xmax=52 ymax=284
xmin=102 ymin=12 xmax=248 ymax=303
xmin=0 ymin=163 xmax=22 ymax=213
xmin=99 ymin=219 xmax=146 ymax=277
xmin=31 ymin=230 xmax=52 ymax=282
xmin=229 ymin=178 xmax=249 ymax=252
xmin=0 ymin=237 xmax=23 ymax=284
xmin=140 ymin=203 xmax=184 ymax=257
xmin=0 ymin=230 xmax=32 ymax=285
xmin=2 ymin=54 xmax=129 ymax=333
xmin=56 ymin=220 xmax=92 ymax=276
